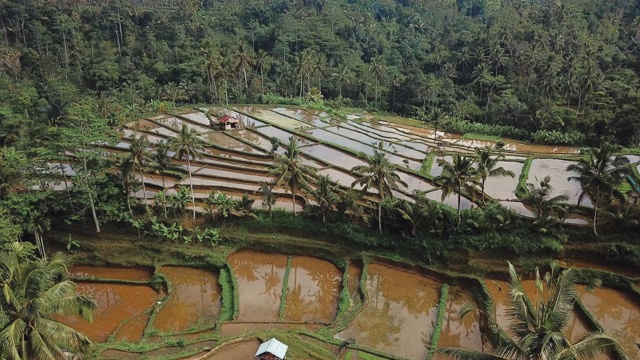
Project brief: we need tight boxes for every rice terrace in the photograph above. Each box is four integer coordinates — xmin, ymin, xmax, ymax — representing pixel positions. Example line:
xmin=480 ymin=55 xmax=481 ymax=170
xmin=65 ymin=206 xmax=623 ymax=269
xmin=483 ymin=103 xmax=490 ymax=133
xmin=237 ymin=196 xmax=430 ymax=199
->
xmin=4 ymin=1 xmax=640 ymax=360
xmin=42 ymin=106 xmax=640 ymax=360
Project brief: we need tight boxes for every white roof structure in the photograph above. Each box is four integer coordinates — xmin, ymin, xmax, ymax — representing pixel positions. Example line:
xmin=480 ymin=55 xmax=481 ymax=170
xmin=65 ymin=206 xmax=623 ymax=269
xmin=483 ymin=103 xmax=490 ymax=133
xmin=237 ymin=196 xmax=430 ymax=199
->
xmin=255 ymin=338 xmax=288 ymax=359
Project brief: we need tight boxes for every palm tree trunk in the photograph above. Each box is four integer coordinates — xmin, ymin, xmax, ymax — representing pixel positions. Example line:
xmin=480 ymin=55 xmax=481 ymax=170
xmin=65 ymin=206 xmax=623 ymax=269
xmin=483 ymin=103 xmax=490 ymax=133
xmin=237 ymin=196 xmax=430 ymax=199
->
xmin=593 ymin=189 xmax=598 ymax=236
xmin=186 ymin=150 xmax=196 ymax=221
xmin=378 ymin=199 xmax=383 ymax=234
xmin=481 ymin=179 xmax=486 ymax=204
xmin=139 ymin=165 xmax=149 ymax=210
xmin=291 ymin=185 xmax=297 ymax=216
xmin=82 ymin=157 xmax=101 ymax=233
xmin=457 ymin=192 xmax=461 ymax=223
xmin=58 ymin=160 xmax=73 ymax=206
xmin=243 ymin=68 xmax=248 ymax=90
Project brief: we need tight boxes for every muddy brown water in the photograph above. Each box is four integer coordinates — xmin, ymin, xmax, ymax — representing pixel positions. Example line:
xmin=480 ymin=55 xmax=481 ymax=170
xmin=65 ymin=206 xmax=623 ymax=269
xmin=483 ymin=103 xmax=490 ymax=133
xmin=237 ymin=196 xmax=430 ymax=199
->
xmin=229 ymin=130 xmax=274 ymax=151
xmin=237 ymin=107 xmax=311 ymax=129
xmin=58 ymin=282 xmax=158 ymax=342
xmin=558 ymin=259 xmax=640 ymax=278
xmin=219 ymin=322 xmax=323 ymax=338
xmin=435 ymin=286 xmax=482 ymax=356
xmin=152 ymin=266 xmax=221 ymax=333
xmin=283 ymin=256 xmax=342 ymax=323
xmin=336 ymin=263 xmax=442 ymax=360
xmin=347 ymin=262 xmax=363 ymax=301
xmin=193 ymin=167 xmax=272 ymax=183
xmin=70 ymin=266 xmax=153 ymax=281
xmin=578 ymin=285 xmax=640 ymax=359
xmin=228 ymin=250 xmax=289 ymax=322
xmin=485 ymin=280 xmax=598 ymax=347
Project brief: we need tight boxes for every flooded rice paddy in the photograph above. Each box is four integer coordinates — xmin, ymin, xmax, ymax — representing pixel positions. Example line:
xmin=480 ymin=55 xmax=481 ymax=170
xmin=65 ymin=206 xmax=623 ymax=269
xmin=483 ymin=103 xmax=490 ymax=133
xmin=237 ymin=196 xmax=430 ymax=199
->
xmin=528 ymin=159 xmax=593 ymax=207
xmin=60 ymin=252 xmax=640 ymax=360
xmin=152 ymin=267 xmax=221 ymax=333
xmin=336 ymin=263 xmax=442 ymax=360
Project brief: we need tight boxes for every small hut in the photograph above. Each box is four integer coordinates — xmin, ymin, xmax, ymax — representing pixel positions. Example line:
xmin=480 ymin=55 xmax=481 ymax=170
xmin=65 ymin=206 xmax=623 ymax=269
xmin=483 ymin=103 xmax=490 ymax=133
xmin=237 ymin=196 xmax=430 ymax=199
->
xmin=255 ymin=338 xmax=288 ymax=360
xmin=219 ymin=114 xmax=240 ymax=130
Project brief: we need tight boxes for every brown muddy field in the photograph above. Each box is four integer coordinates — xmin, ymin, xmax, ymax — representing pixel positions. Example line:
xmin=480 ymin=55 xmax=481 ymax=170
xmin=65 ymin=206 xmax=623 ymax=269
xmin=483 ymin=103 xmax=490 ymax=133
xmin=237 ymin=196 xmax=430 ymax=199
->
xmin=336 ymin=263 xmax=442 ymax=360
xmin=152 ymin=266 xmax=221 ymax=333
xmin=283 ymin=256 xmax=342 ymax=323
xmin=227 ymin=250 xmax=289 ymax=322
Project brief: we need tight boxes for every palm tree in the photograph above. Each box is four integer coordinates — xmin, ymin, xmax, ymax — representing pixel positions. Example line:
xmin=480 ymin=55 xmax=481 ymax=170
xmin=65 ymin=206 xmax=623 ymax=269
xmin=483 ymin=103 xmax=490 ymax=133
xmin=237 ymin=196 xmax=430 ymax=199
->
xmin=434 ymin=154 xmax=478 ymax=223
xmin=269 ymin=137 xmax=316 ymax=216
xmin=397 ymin=200 xmax=427 ymax=236
xmin=441 ymin=262 xmax=621 ymax=360
xmin=169 ymin=124 xmax=206 ymax=220
xmin=234 ymin=42 xmax=255 ymax=91
xmin=351 ymin=142 xmax=408 ymax=234
xmin=475 ymin=147 xmax=515 ymax=204
xmin=429 ymin=108 xmax=447 ymax=144
xmin=567 ymin=145 xmax=630 ymax=235
xmin=255 ymin=49 xmax=272 ymax=95
xmin=331 ymin=65 xmax=351 ymax=98
xmin=260 ymin=181 xmax=277 ymax=217
xmin=149 ymin=140 xmax=173 ymax=190
xmin=0 ymin=242 xmax=97 ymax=360
xmin=369 ymin=57 xmax=387 ymax=105
xmin=128 ymin=134 xmax=150 ymax=210
xmin=311 ymin=175 xmax=338 ymax=223
xmin=521 ymin=176 xmax=569 ymax=222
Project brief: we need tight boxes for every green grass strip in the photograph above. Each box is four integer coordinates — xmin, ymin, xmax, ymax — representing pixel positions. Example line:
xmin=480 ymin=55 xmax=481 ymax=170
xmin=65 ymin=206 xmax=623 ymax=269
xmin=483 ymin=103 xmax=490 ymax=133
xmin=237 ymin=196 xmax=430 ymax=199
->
xmin=421 ymin=152 xmax=436 ymax=179
xmin=425 ymin=283 xmax=449 ymax=360
xmin=217 ymin=266 xmax=234 ymax=323
xmin=338 ymin=261 xmax=351 ymax=318
xmin=516 ymin=157 xmax=533 ymax=195
xmin=226 ymin=263 xmax=241 ymax=320
xmin=278 ymin=255 xmax=293 ymax=321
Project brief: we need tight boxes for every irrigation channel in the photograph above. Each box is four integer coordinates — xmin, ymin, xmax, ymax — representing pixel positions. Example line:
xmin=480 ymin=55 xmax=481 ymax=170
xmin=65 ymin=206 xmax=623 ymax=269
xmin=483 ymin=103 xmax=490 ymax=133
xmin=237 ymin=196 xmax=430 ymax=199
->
xmin=60 ymin=251 xmax=640 ymax=360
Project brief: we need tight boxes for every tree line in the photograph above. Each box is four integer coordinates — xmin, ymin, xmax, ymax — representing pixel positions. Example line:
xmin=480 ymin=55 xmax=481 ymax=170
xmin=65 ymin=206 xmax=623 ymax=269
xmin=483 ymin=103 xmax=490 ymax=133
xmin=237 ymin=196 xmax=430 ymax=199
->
xmin=1 ymin=0 xmax=640 ymax=148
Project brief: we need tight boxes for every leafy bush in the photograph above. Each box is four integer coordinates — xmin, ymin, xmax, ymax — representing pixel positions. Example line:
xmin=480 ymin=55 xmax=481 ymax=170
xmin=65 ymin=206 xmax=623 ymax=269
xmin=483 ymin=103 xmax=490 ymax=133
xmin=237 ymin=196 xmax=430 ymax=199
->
xmin=532 ymin=130 xmax=586 ymax=145
xmin=443 ymin=119 xmax=528 ymax=141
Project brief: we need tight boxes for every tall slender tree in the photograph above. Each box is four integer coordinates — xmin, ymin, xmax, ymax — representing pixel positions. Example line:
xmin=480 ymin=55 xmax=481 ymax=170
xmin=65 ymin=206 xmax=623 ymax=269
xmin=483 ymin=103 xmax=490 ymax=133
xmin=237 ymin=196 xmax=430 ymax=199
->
xmin=474 ymin=147 xmax=515 ymax=204
xmin=169 ymin=124 xmax=205 ymax=220
xmin=434 ymin=154 xmax=478 ymax=223
xmin=127 ymin=133 xmax=150 ymax=210
xmin=311 ymin=175 xmax=338 ymax=223
xmin=269 ymin=137 xmax=316 ymax=216
xmin=567 ymin=145 xmax=630 ymax=235
xmin=351 ymin=142 xmax=408 ymax=234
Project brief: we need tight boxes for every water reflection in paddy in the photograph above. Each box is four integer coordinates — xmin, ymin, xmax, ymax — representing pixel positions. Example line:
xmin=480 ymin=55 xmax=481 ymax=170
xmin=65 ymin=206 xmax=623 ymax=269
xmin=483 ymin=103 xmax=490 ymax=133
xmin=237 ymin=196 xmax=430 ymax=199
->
xmin=230 ymin=130 xmax=274 ymax=151
xmin=485 ymin=280 xmax=594 ymax=345
xmin=300 ymin=144 xmax=367 ymax=170
xmin=308 ymin=128 xmax=377 ymax=155
xmin=528 ymin=159 xmax=593 ymax=207
xmin=271 ymin=107 xmax=328 ymax=127
xmin=336 ymin=263 xmax=441 ymax=360
xmin=436 ymin=286 xmax=482 ymax=355
xmin=60 ymin=282 xmax=157 ymax=342
xmin=283 ymin=256 xmax=342 ymax=323
xmin=237 ymin=107 xmax=311 ymax=129
xmin=482 ymin=161 xmax=523 ymax=201
xmin=578 ymin=285 xmax=640 ymax=359
xmin=153 ymin=266 xmax=221 ymax=333
xmin=228 ymin=250 xmax=289 ymax=322
xmin=199 ymin=132 xmax=265 ymax=154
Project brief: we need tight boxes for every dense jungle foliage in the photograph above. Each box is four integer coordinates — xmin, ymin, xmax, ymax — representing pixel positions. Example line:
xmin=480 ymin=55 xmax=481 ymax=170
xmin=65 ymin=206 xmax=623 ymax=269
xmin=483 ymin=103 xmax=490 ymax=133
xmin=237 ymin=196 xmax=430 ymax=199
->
xmin=1 ymin=0 xmax=640 ymax=147
xmin=1 ymin=0 xmax=640 ymax=263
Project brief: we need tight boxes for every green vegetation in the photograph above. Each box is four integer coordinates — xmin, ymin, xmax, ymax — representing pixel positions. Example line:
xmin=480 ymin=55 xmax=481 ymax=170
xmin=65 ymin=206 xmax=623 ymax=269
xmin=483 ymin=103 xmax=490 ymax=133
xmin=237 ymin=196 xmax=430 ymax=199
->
xmin=217 ymin=266 xmax=235 ymax=323
xmin=425 ymin=283 xmax=449 ymax=360
xmin=278 ymin=256 xmax=293 ymax=321
xmin=441 ymin=262 xmax=621 ymax=360
xmin=0 ymin=242 xmax=97 ymax=359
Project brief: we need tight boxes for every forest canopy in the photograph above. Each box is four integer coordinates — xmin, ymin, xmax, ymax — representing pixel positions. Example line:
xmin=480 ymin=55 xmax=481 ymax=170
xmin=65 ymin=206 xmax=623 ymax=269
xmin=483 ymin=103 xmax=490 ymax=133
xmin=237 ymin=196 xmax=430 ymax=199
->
xmin=1 ymin=0 xmax=640 ymax=147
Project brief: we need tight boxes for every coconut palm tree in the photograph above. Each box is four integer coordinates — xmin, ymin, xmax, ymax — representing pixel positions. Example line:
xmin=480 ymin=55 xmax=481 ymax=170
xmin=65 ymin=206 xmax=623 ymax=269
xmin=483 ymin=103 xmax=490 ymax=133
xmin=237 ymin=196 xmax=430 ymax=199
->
xmin=233 ymin=42 xmax=255 ymax=91
xmin=475 ymin=147 xmax=515 ymax=204
xmin=397 ymin=200 xmax=426 ymax=236
xmin=311 ymin=175 xmax=338 ymax=223
xmin=441 ymin=262 xmax=621 ymax=360
xmin=429 ymin=108 xmax=447 ymax=144
xmin=269 ymin=137 xmax=316 ymax=216
xmin=567 ymin=145 xmax=630 ymax=235
xmin=434 ymin=153 xmax=478 ymax=223
xmin=259 ymin=181 xmax=277 ymax=217
xmin=521 ymin=176 xmax=569 ymax=222
xmin=127 ymin=134 xmax=150 ymax=210
xmin=0 ymin=242 xmax=97 ymax=360
xmin=169 ymin=124 xmax=206 ymax=220
xmin=369 ymin=57 xmax=387 ymax=105
xmin=351 ymin=142 xmax=408 ymax=234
